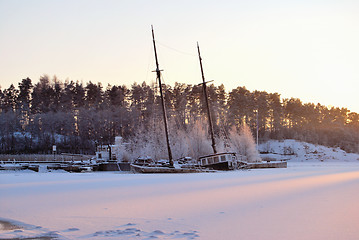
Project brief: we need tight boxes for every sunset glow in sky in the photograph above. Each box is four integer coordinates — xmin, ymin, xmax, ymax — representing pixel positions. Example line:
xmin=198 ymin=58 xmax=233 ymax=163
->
xmin=1 ymin=0 xmax=358 ymax=112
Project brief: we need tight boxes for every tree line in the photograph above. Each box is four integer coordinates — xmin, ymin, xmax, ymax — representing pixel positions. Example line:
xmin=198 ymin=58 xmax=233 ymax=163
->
xmin=0 ymin=75 xmax=358 ymax=155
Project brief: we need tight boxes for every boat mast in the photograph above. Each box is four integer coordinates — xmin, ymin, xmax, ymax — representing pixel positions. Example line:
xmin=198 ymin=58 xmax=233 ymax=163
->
xmin=197 ymin=42 xmax=217 ymax=154
xmin=151 ymin=25 xmax=173 ymax=165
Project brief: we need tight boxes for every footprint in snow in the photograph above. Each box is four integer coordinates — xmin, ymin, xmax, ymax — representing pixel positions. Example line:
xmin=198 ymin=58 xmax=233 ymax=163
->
xmin=125 ymin=222 xmax=136 ymax=226
xmin=67 ymin=227 xmax=79 ymax=232
xmin=151 ymin=230 xmax=164 ymax=235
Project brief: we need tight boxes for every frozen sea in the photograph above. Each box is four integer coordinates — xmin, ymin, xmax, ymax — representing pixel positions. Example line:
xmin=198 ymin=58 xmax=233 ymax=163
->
xmin=1 ymin=161 xmax=359 ymax=240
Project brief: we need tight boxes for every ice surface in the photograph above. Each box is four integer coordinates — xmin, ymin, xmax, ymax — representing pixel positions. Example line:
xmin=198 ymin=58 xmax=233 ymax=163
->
xmin=1 ymin=148 xmax=359 ymax=239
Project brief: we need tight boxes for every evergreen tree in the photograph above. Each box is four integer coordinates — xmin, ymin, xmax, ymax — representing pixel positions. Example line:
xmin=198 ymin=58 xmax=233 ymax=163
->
xmin=73 ymin=81 xmax=85 ymax=108
xmin=85 ymin=82 xmax=103 ymax=109
xmin=267 ymin=93 xmax=283 ymax=138
xmin=2 ymin=84 xmax=18 ymax=112
xmin=17 ymin=77 xmax=33 ymax=110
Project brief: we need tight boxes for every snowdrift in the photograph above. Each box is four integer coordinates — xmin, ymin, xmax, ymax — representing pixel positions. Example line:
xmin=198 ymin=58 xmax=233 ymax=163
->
xmin=259 ymin=139 xmax=359 ymax=162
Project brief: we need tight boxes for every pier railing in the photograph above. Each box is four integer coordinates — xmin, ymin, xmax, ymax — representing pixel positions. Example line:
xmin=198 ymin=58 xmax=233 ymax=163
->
xmin=0 ymin=154 xmax=94 ymax=164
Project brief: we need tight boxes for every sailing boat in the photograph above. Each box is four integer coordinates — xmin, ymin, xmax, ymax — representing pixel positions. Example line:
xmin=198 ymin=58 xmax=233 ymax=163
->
xmin=195 ymin=43 xmax=288 ymax=170
xmin=195 ymin=43 xmax=243 ymax=170
xmin=130 ymin=26 xmax=202 ymax=173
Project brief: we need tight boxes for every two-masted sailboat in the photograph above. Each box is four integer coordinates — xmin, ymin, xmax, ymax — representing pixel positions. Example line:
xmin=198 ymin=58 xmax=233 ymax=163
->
xmin=131 ymin=26 xmax=246 ymax=173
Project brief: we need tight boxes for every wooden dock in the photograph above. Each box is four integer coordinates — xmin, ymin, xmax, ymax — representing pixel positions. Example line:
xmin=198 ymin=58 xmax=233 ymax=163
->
xmin=246 ymin=161 xmax=287 ymax=169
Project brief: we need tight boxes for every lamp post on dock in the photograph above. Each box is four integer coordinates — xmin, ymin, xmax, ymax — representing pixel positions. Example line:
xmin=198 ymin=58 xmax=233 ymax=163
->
xmin=52 ymin=145 xmax=57 ymax=160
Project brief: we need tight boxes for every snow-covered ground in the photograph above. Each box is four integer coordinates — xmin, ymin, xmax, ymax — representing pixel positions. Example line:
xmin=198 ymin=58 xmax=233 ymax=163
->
xmin=259 ymin=139 xmax=359 ymax=162
xmin=1 ymin=140 xmax=359 ymax=240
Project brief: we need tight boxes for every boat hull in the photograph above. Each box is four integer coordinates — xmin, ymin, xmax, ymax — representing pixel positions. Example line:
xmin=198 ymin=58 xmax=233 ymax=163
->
xmin=202 ymin=161 xmax=235 ymax=171
xmin=0 ymin=164 xmax=27 ymax=171
xmin=130 ymin=164 xmax=203 ymax=174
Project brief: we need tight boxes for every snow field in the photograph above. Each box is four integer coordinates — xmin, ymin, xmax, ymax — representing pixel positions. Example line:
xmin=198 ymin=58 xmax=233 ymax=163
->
xmin=259 ymin=139 xmax=359 ymax=162
xmin=1 ymin=162 xmax=359 ymax=239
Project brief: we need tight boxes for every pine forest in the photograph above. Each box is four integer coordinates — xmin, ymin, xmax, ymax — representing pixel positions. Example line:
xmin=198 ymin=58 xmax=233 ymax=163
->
xmin=1 ymin=75 xmax=358 ymax=157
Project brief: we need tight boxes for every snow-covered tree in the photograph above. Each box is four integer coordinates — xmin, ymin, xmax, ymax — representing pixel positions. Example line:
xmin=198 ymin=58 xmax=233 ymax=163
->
xmin=186 ymin=120 xmax=212 ymax=159
xmin=229 ymin=124 xmax=261 ymax=163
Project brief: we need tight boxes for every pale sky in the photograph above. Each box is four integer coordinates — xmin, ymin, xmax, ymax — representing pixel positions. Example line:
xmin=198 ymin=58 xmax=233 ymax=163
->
xmin=1 ymin=0 xmax=358 ymax=112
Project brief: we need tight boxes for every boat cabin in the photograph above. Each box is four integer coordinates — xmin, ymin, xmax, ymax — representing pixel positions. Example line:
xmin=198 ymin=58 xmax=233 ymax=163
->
xmin=198 ymin=152 xmax=238 ymax=170
xmin=95 ymin=145 xmax=115 ymax=161
xmin=95 ymin=136 xmax=127 ymax=162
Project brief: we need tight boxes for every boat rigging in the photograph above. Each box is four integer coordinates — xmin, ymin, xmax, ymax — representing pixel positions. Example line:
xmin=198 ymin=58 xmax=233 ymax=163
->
xmin=197 ymin=42 xmax=217 ymax=154
xmin=151 ymin=25 xmax=173 ymax=166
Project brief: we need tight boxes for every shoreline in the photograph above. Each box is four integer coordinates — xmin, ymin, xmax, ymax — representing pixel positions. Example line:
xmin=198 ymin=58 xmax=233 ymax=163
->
xmin=0 ymin=220 xmax=22 ymax=231
xmin=0 ymin=219 xmax=56 ymax=240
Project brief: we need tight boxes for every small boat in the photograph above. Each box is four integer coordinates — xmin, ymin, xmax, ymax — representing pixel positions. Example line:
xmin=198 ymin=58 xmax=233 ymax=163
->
xmin=63 ymin=164 xmax=93 ymax=172
xmin=27 ymin=164 xmax=40 ymax=172
xmin=197 ymin=152 xmax=246 ymax=170
xmin=0 ymin=163 xmax=27 ymax=171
